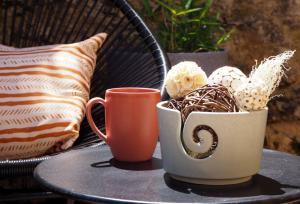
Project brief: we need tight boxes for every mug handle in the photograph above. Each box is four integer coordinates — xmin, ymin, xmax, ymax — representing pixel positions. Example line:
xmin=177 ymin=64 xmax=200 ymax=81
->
xmin=86 ymin=97 xmax=107 ymax=141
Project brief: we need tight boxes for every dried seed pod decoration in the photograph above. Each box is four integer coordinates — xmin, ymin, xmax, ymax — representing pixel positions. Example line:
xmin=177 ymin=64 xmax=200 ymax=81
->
xmin=234 ymin=50 xmax=295 ymax=111
xmin=234 ymin=78 xmax=269 ymax=111
xmin=250 ymin=50 xmax=295 ymax=96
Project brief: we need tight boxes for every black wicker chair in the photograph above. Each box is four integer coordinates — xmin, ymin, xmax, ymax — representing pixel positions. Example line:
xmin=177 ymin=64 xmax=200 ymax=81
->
xmin=0 ymin=0 xmax=168 ymax=201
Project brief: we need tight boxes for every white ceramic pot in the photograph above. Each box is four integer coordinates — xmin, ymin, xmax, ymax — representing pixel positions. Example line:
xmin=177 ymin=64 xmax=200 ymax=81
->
xmin=157 ymin=101 xmax=268 ymax=185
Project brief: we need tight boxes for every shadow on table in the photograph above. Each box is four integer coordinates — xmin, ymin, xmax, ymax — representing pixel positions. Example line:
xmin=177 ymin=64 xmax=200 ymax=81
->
xmin=91 ymin=157 xmax=162 ymax=171
xmin=164 ymin=173 xmax=300 ymax=198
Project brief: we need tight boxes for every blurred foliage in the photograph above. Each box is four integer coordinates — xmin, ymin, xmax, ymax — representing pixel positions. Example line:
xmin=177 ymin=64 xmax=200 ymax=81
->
xmin=140 ymin=0 xmax=233 ymax=52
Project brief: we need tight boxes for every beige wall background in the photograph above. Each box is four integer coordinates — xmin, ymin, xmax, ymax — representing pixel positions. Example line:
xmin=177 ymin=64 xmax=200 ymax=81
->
xmin=129 ymin=0 xmax=300 ymax=155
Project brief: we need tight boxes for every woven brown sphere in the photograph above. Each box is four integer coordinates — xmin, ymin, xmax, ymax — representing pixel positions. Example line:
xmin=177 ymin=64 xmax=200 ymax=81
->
xmin=180 ymin=84 xmax=239 ymax=122
xmin=166 ymin=98 xmax=183 ymax=111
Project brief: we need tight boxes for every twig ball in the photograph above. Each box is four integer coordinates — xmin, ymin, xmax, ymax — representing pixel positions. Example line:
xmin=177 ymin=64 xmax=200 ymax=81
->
xmin=168 ymin=84 xmax=240 ymax=122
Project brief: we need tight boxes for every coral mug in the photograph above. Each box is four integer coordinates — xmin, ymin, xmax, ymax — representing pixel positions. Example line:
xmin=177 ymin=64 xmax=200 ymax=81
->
xmin=86 ymin=88 xmax=160 ymax=162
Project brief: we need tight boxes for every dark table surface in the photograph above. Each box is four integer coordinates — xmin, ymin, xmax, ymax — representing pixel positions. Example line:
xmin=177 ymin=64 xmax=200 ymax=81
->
xmin=34 ymin=143 xmax=300 ymax=204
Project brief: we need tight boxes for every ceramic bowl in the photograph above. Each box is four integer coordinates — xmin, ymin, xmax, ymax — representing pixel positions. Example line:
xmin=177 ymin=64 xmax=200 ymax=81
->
xmin=157 ymin=101 xmax=268 ymax=185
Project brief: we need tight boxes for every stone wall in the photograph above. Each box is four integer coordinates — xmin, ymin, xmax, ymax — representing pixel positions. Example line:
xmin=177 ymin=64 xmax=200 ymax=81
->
xmin=212 ymin=0 xmax=300 ymax=155
xmin=129 ymin=0 xmax=300 ymax=155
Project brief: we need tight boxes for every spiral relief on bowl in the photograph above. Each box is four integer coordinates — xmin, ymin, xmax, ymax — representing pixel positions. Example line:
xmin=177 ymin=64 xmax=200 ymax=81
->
xmin=182 ymin=125 xmax=218 ymax=159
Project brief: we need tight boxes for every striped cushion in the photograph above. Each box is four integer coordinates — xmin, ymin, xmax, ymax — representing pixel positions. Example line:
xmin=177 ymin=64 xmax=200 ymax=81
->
xmin=0 ymin=33 xmax=107 ymax=159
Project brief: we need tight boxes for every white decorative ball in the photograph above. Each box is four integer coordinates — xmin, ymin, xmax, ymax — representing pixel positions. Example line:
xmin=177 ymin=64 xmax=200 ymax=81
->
xmin=234 ymin=78 xmax=269 ymax=111
xmin=208 ymin=66 xmax=247 ymax=94
xmin=165 ymin=61 xmax=207 ymax=99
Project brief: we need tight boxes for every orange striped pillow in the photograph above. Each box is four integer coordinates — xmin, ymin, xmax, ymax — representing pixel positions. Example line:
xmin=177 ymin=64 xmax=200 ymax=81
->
xmin=0 ymin=33 xmax=107 ymax=159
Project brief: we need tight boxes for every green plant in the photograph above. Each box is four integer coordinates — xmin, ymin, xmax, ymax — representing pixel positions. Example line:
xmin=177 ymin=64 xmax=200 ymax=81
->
xmin=141 ymin=0 xmax=233 ymax=52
